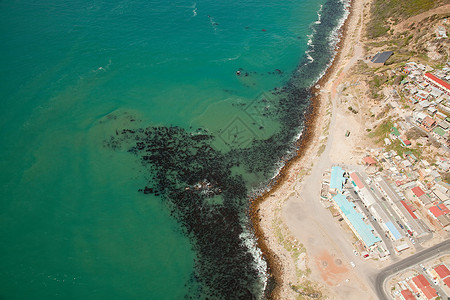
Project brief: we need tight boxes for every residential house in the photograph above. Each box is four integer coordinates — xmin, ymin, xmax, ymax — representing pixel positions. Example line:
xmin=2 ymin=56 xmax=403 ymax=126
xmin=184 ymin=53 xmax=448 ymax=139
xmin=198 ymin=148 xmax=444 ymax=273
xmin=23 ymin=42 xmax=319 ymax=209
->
xmin=421 ymin=116 xmax=436 ymax=132
xmin=429 ymin=203 xmax=450 ymax=229
xmin=411 ymin=274 xmax=437 ymax=300
xmin=424 ymin=73 xmax=450 ymax=96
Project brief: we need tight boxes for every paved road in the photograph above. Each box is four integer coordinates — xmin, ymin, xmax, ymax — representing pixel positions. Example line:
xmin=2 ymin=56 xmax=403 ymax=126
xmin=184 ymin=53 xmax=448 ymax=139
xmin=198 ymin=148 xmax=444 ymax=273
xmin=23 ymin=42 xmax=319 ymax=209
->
xmin=347 ymin=186 xmax=397 ymax=260
xmin=373 ymin=239 xmax=450 ymax=300
xmin=376 ymin=176 xmax=432 ymax=244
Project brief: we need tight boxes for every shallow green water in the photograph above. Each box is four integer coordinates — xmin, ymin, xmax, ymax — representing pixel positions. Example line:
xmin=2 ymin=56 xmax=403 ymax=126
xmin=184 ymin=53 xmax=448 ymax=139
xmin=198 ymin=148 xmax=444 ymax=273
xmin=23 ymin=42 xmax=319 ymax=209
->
xmin=0 ymin=0 xmax=346 ymax=298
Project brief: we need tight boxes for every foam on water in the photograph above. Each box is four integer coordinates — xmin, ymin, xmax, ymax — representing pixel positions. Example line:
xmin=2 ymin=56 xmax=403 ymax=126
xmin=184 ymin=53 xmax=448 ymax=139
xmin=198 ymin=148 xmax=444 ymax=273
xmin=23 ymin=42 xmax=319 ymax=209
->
xmin=315 ymin=4 xmax=323 ymax=24
xmin=0 ymin=0 xmax=349 ymax=298
xmin=239 ymin=228 xmax=269 ymax=298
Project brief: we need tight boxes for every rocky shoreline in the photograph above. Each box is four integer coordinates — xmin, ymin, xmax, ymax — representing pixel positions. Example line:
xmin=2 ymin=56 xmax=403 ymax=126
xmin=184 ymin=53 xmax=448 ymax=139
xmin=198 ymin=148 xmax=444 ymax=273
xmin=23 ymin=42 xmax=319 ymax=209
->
xmin=249 ymin=1 xmax=357 ymax=298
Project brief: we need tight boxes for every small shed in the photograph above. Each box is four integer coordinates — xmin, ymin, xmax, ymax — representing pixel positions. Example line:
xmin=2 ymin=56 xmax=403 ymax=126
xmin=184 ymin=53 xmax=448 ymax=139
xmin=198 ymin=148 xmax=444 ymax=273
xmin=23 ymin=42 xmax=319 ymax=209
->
xmin=395 ymin=243 xmax=409 ymax=253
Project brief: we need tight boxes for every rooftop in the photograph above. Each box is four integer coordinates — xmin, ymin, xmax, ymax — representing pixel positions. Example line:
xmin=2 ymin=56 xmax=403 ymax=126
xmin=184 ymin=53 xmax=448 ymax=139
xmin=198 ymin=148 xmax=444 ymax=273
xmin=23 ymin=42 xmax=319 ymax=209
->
xmin=371 ymin=51 xmax=393 ymax=64
xmin=411 ymin=186 xmax=425 ymax=197
xmin=422 ymin=116 xmax=436 ymax=127
xmin=363 ymin=156 xmax=377 ymax=165
xmin=401 ymin=200 xmax=418 ymax=219
xmin=425 ymin=73 xmax=450 ymax=91
xmin=444 ymin=277 xmax=450 ymax=287
xmin=429 ymin=203 xmax=450 ymax=218
xmin=408 ymin=280 xmax=419 ymax=293
xmin=433 ymin=264 xmax=450 ymax=279
xmin=333 ymin=193 xmax=381 ymax=247
xmin=400 ymin=289 xmax=415 ymax=300
xmin=412 ymin=274 xmax=430 ymax=289
xmin=402 ymin=139 xmax=411 ymax=146
xmin=421 ymin=285 xmax=437 ymax=300
xmin=433 ymin=126 xmax=446 ymax=137
xmin=350 ymin=172 xmax=364 ymax=189
xmin=391 ymin=127 xmax=400 ymax=137
xmin=330 ymin=166 xmax=345 ymax=192
xmin=437 ymin=214 xmax=450 ymax=227
xmin=385 ymin=221 xmax=402 ymax=240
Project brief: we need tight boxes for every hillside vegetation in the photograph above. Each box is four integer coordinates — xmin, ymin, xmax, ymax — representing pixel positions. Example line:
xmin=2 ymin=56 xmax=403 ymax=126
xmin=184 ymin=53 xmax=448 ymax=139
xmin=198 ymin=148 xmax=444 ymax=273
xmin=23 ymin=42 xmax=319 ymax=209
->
xmin=367 ymin=0 xmax=444 ymax=38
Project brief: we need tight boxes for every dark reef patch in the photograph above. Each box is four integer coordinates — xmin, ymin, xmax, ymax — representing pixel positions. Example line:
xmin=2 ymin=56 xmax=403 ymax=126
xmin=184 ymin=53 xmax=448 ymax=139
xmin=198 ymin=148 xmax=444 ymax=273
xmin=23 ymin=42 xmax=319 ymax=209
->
xmin=106 ymin=84 xmax=310 ymax=299
xmin=107 ymin=126 xmax=262 ymax=299
xmin=105 ymin=0 xmax=346 ymax=298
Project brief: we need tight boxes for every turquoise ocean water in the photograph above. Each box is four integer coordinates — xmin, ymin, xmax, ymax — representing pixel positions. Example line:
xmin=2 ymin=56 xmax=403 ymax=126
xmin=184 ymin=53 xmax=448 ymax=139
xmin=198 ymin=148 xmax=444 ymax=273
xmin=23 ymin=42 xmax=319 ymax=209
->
xmin=0 ymin=0 xmax=347 ymax=298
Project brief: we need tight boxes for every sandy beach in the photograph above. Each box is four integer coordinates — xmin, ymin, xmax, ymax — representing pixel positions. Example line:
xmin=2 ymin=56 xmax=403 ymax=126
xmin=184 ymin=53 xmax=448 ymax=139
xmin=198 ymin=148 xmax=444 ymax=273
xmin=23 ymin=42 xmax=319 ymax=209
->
xmin=252 ymin=0 xmax=380 ymax=298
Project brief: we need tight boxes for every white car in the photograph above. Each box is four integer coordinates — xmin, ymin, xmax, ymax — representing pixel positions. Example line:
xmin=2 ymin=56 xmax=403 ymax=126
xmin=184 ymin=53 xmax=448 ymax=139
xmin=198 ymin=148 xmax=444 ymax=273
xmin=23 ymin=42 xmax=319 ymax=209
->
xmin=350 ymin=261 xmax=356 ymax=268
xmin=353 ymin=250 xmax=359 ymax=256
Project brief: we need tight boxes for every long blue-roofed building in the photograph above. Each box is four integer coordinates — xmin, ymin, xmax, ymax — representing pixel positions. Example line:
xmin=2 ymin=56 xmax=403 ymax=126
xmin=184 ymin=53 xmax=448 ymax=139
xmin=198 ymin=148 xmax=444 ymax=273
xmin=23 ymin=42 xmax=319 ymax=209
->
xmin=385 ymin=221 xmax=402 ymax=241
xmin=332 ymin=193 xmax=381 ymax=249
xmin=330 ymin=166 xmax=345 ymax=193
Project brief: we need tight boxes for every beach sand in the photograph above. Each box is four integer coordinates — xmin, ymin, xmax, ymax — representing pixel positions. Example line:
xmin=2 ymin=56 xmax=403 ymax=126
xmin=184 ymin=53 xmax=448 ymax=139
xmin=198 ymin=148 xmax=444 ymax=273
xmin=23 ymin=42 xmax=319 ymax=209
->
xmin=251 ymin=0 xmax=381 ymax=298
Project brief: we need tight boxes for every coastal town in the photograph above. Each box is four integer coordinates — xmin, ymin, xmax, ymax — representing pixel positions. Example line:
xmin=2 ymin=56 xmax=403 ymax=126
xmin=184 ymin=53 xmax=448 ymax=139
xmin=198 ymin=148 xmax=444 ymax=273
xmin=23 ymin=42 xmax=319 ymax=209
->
xmin=321 ymin=56 xmax=450 ymax=286
xmin=322 ymin=28 xmax=450 ymax=298
xmin=320 ymin=56 xmax=450 ymax=298
xmin=6 ymin=0 xmax=450 ymax=298
xmin=256 ymin=1 xmax=450 ymax=299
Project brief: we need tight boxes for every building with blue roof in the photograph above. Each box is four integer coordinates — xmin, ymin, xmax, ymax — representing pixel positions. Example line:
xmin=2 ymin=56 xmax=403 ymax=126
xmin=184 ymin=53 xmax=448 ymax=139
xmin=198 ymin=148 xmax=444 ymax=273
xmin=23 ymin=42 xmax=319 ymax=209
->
xmin=333 ymin=193 xmax=381 ymax=248
xmin=330 ymin=166 xmax=345 ymax=192
xmin=385 ymin=222 xmax=402 ymax=240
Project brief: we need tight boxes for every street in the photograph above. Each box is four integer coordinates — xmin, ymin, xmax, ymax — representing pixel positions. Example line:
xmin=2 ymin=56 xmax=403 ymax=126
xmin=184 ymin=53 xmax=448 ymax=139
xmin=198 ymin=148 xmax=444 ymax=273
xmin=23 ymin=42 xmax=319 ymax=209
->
xmin=373 ymin=239 xmax=450 ymax=300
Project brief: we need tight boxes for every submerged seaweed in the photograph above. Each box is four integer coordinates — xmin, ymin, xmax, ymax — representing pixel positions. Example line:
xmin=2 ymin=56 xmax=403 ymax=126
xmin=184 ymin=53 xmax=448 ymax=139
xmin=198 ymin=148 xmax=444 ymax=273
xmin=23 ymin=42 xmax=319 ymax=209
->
xmin=108 ymin=126 xmax=262 ymax=299
xmin=105 ymin=83 xmax=310 ymax=299
xmin=105 ymin=0 xmax=346 ymax=298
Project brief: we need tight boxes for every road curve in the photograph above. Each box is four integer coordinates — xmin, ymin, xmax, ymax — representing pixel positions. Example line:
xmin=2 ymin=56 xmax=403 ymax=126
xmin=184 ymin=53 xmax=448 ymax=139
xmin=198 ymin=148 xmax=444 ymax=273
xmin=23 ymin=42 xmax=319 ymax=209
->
xmin=374 ymin=239 xmax=450 ymax=300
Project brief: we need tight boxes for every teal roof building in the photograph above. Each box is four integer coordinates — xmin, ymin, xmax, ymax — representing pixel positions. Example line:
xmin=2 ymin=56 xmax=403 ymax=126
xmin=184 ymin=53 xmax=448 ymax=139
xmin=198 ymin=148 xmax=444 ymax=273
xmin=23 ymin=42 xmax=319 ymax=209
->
xmin=333 ymin=193 xmax=381 ymax=247
xmin=330 ymin=166 xmax=345 ymax=192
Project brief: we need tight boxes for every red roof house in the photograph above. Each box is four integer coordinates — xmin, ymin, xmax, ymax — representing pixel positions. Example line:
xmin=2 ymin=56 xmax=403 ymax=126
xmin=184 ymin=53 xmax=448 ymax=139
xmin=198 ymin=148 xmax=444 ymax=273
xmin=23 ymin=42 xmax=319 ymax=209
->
xmin=363 ymin=156 xmax=377 ymax=165
xmin=421 ymin=116 xmax=437 ymax=132
xmin=433 ymin=264 xmax=450 ymax=279
xmin=400 ymin=289 xmax=415 ymax=300
xmin=424 ymin=73 xmax=450 ymax=96
xmin=412 ymin=274 xmax=430 ymax=289
xmin=444 ymin=277 xmax=450 ymax=287
xmin=421 ymin=285 xmax=437 ymax=299
xmin=408 ymin=280 xmax=419 ymax=293
xmin=429 ymin=204 xmax=450 ymax=218
xmin=350 ymin=172 xmax=364 ymax=189
xmin=412 ymin=186 xmax=425 ymax=197
xmin=401 ymin=200 xmax=418 ymax=219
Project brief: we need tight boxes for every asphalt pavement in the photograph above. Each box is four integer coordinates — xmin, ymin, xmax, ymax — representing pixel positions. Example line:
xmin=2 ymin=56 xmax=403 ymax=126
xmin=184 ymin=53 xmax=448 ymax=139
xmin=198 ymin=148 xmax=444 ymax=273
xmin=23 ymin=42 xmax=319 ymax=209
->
xmin=347 ymin=186 xmax=397 ymax=260
xmin=373 ymin=239 xmax=450 ymax=300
